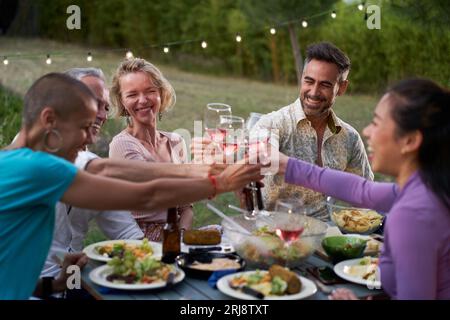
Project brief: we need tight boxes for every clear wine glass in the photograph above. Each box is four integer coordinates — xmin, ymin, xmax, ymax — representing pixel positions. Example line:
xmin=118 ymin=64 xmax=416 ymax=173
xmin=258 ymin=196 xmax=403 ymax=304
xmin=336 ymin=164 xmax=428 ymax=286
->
xmin=245 ymin=112 xmax=263 ymax=131
xmin=204 ymin=103 xmax=232 ymax=142
xmin=274 ymin=198 xmax=304 ymax=214
xmin=218 ymin=115 xmax=245 ymax=160
xmin=274 ymin=198 xmax=306 ymax=243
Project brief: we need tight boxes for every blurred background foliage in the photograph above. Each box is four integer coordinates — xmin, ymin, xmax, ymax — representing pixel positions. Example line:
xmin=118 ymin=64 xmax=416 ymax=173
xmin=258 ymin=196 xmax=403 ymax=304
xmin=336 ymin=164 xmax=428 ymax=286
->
xmin=3 ymin=0 xmax=445 ymax=232
xmin=3 ymin=0 xmax=449 ymax=92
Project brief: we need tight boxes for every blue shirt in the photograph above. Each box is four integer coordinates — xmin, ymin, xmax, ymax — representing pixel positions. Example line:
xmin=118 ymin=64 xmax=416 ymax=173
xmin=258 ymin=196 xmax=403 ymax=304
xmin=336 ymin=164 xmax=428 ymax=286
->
xmin=0 ymin=148 xmax=77 ymax=300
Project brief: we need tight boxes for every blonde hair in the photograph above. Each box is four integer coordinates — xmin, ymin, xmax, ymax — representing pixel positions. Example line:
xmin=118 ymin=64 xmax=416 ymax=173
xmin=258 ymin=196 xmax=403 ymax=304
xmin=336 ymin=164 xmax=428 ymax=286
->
xmin=111 ymin=58 xmax=176 ymax=117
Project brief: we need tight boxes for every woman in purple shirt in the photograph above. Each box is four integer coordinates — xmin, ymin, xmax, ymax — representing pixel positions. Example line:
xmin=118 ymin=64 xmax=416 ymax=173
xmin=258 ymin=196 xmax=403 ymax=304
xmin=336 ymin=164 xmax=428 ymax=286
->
xmin=278 ymin=78 xmax=450 ymax=300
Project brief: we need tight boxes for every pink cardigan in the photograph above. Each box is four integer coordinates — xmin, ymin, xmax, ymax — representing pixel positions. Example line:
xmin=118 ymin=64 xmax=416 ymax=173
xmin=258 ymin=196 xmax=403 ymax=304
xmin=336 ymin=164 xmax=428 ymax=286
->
xmin=109 ymin=130 xmax=188 ymax=223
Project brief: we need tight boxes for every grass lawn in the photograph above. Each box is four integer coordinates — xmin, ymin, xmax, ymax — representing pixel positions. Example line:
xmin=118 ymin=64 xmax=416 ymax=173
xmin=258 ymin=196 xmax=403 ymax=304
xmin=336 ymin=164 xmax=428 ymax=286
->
xmin=1 ymin=37 xmax=385 ymax=245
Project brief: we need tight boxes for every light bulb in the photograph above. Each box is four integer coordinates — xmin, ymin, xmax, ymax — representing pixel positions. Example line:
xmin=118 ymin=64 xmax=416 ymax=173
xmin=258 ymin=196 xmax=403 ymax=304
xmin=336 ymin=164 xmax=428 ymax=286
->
xmin=201 ymin=41 xmax=207 ymax=49
xmin=163 ymin=47 xmax=169 ymax=53
xmin=125 ymin=51 xmax=133 ymax=59
xmin=358 ymin=4 xmax=364 ymax=11
xmin=46 ymin=55 xmax=52 ymax=65
xmin=3 ymin=57 xmax=8 ymax=65
xmin=331 ymin=11 xmax=337 ymax=19
xmin=270 ymin=28 xmax=276 ymax=35
xmin=87 ymin=52 xmax=93 ymax=62
xmin=236 ymin=34 xmax=242 ymax=42
xmin=302 ymin=20 xmax=308 ymax=28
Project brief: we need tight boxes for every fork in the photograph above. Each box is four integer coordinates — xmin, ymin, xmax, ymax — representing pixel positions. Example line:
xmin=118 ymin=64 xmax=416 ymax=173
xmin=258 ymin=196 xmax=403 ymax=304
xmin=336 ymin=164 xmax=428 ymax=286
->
xmin=312 ymin=279 xmax=333 ymax=294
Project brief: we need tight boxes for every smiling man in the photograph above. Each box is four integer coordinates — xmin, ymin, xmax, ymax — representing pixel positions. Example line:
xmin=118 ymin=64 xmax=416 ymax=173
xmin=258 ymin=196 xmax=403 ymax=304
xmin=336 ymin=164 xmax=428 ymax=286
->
xmin=252 ymin=42 xmax=373 ymax=220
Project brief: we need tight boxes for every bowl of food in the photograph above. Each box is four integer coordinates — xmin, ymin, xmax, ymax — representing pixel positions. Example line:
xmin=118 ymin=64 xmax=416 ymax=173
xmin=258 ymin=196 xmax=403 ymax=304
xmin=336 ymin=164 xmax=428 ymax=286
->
xmin=321 ymin=236 xmax=367 ymax=263
xmin=221 ymin=213 xmax=328 ymax=269
xmin=175 ymin=252 xmax=245 ymax=278
xmin=327 ymin=197 xmax=384 ymax=235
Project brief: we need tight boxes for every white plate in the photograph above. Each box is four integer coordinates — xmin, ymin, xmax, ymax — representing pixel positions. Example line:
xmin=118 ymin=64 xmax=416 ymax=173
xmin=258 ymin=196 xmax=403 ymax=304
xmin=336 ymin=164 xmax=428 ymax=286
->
xmin=89 ymin=264 xmax=185 ymax=290
xmin=83 ymin=239 xmax=162 ymax=262
xmin=334 ymin=258 xmax=382 ymax=289
xmin=217 ymin=271 xmax=317 ymax=300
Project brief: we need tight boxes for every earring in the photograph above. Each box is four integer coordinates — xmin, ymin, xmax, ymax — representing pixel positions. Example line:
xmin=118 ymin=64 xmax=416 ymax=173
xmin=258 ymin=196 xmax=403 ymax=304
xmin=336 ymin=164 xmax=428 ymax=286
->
xmin=159 ymin=112 xmax=163 ymax=121
xmin=126 ymin=116 xmax=133 ymax=127
xmin=125 ymin=111 xmax=133 ymax=127
xmin=43 ymin=129 xmax=63 ymax=153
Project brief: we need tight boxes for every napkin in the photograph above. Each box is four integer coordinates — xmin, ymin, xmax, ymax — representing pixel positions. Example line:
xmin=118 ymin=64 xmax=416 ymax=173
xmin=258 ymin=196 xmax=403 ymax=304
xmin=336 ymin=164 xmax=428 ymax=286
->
xmin=208 ymin=269 xmax=238 ymax=288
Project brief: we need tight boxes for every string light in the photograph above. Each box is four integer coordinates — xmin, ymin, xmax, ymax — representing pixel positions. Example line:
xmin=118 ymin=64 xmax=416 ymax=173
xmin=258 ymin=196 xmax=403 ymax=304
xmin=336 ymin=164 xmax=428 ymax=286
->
xmin=1 ymin=6 xmax=359 ymax=64
xmin=125 ymin=50 xmax=133 ymax=59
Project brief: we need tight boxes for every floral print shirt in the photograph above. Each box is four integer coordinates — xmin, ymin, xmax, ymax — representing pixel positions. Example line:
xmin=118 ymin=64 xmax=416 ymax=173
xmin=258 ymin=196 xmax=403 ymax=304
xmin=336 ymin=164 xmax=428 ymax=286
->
xmin=252 ymin=98 xmax=374 ymax=220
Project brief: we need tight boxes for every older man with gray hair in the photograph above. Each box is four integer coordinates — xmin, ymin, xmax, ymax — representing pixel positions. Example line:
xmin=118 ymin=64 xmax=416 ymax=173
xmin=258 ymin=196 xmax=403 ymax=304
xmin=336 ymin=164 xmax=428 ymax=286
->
xmin=41 ymin=68 xmax=144 ymax=280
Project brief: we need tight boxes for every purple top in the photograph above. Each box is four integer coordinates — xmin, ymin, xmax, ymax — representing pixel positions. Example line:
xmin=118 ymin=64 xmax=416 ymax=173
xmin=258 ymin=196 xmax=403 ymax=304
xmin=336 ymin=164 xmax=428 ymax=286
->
xmin=285 ymin=158 xmax=450 ymax=300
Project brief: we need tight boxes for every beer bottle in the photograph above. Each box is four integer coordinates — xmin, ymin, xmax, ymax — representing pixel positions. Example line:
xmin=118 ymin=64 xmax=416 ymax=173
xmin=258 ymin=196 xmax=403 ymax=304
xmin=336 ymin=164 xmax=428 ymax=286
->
xmin=255 ymin=181 xmax=264 ymax=211
xmin=242 ymin=186 xmax=255 ymax=212
xmin=162 ymin=207 xmax=181 ymax=263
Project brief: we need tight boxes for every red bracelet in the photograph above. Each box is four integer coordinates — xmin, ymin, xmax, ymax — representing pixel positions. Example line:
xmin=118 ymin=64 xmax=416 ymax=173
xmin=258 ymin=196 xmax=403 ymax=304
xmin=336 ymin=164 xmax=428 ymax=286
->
xmin=207 ymin=174 xmax=217 ymax=200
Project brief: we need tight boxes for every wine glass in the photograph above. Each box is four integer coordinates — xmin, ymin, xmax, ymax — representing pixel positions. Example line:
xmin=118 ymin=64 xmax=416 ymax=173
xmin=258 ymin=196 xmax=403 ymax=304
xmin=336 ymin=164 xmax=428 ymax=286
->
xmin=200 ymin=103 xmax=232 ymax=164
xmin=245 ymin=112 xmax=263 ymax=131
xmin=240 ymin=113 xmax=268 ymax=220
xmin=218 ymin=115 xmax=245 ymax=161
xmin=204 ymin=103 xmax=232 ymax=141
xmin=274 ymin=198 xmax=304 ymax=214
xmin=274 ymin=198 xmax=306 ymax=243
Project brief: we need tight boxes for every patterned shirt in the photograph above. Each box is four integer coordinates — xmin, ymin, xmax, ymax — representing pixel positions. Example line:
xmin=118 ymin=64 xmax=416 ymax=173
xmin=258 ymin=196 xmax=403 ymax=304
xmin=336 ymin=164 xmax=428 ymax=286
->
xmin=252 ymin=98 xmax=373 ymax=220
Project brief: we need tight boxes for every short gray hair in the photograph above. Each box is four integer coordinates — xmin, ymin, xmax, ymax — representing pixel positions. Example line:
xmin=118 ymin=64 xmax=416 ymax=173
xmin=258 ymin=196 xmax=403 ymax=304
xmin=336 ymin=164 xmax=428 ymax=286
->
xmin=64 ymin=67 xmax=106 ymax=82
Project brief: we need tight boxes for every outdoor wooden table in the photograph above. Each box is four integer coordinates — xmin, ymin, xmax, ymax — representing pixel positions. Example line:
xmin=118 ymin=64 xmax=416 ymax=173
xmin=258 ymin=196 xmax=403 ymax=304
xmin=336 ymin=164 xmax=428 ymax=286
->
xmin=80 ymin=253 xmax=384 ymax=300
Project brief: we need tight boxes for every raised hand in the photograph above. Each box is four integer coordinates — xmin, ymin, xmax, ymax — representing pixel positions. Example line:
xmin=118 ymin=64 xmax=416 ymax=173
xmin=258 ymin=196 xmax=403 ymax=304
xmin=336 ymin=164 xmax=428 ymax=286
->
xmin=215 ymin=161 xmax=263 ymax=193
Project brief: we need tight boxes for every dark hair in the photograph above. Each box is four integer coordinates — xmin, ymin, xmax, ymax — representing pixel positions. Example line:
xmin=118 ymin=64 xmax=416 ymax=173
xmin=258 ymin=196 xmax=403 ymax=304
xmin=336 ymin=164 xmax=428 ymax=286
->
xmin=305 ymin=42 xmax=351 ymax=81
xmin=388 ymin=78 xmax=450 ymax=210
xmin=23 ymin=73 xmax=96 ymax=128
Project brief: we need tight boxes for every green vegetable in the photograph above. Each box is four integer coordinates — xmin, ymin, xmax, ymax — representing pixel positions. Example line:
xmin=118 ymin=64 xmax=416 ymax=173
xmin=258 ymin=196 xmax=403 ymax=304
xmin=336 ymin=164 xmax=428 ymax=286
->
xmin=247 ymin=271 xmax=264 ymax=285
xmin=359 ymin=257 xmax=371 ymax=265
xmin=271 ymin=276 xmax=287 ymax=295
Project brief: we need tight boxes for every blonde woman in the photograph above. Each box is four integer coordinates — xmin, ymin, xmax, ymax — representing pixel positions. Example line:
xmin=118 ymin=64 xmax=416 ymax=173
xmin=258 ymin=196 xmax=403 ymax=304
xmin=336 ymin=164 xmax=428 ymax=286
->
xmin=109 ymin=58 xmax=192 ymax=241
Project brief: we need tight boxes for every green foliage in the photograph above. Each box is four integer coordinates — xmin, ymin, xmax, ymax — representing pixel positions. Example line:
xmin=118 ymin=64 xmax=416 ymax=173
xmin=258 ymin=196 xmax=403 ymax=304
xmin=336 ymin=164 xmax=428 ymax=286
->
xmin=31 ymin=0 xmax=449 ymax=91
xmin=0 ymin=86 xmax=22 ymax=147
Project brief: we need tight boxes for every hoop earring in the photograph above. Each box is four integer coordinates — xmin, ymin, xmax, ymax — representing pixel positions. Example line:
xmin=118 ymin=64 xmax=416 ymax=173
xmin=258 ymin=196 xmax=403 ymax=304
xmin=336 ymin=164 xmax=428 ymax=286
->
xmin=158 ymin=112 xmax=163 ymax=121
xmin=43 ymin=129 xmax=63 ymax=153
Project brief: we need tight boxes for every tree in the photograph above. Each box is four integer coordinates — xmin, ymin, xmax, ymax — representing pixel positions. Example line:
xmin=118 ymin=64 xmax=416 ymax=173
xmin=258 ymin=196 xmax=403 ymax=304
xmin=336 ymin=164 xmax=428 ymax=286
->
xmin=241 ymin=0 xmax=338 ymax=86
